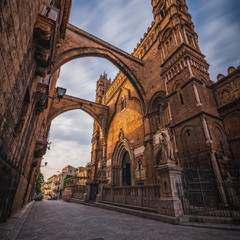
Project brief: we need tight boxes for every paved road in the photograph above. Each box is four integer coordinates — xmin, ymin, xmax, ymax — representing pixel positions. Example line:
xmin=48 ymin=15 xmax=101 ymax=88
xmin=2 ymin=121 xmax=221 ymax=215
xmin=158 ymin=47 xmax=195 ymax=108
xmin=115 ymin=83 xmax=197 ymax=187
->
xmin=14 ymin=200 xmax=239 ymax=240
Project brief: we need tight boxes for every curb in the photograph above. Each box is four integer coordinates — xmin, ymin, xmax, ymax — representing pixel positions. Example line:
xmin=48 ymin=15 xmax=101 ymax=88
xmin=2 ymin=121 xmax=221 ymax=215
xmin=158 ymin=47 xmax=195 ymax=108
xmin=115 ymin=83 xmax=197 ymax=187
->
xmin=181 ymin=222 xmax=240 ymax=232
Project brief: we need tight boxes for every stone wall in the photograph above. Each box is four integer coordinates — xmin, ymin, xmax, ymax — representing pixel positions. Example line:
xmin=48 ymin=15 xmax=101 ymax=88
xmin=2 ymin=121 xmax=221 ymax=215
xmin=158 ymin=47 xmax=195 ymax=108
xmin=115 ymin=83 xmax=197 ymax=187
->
xmin=212 ymin=67 xmax=240 ymax=167
xmin=0 ymin=0 xmax=41 ymax=221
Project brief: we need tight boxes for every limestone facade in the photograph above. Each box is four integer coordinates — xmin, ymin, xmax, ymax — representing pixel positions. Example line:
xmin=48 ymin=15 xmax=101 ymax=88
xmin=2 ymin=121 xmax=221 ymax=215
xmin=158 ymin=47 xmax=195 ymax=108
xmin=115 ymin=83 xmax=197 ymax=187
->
xmin=0 ymin=0 xmax=240 ymax=221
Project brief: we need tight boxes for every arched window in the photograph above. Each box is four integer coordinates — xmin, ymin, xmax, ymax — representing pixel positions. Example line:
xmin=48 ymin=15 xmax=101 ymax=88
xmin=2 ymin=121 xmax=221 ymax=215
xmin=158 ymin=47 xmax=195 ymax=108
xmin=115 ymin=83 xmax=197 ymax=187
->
xmin=148 ymin=92 xmax=167 ymax=133
xmin=179 ymin=93 xmax=184 ymax=105
xmin=122 ymin=151 xmax=131 ymax=186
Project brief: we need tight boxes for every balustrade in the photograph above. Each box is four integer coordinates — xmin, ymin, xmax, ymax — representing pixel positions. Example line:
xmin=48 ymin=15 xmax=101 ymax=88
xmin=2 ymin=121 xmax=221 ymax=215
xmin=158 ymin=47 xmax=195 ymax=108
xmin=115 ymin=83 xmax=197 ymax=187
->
xmin=103 ymin=185 xmax=161 ymax=209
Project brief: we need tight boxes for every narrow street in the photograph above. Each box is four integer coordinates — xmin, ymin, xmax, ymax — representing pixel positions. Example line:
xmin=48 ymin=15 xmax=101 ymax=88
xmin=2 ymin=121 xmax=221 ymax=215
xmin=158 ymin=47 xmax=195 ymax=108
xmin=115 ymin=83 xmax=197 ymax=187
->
xmin=2 ymin=200 xmax=239 ymax=240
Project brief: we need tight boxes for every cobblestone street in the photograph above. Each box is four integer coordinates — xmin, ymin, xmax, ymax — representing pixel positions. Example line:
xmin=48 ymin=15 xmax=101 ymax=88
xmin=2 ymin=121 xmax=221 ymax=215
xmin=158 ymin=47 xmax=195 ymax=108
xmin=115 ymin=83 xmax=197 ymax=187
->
xmin=2 ymin=200 xmax=237 ymax=240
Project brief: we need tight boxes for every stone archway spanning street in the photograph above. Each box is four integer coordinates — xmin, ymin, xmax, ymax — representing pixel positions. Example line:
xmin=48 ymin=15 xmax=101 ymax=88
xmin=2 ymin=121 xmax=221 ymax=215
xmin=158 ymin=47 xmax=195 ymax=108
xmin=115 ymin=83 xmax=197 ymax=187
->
xmin=53 ymin=24 xmax=146 ymax=106
xmin=45 ymin=90 xmax=109 ymax=183
xmin=47 ymin=92 xmax=108 ymax=132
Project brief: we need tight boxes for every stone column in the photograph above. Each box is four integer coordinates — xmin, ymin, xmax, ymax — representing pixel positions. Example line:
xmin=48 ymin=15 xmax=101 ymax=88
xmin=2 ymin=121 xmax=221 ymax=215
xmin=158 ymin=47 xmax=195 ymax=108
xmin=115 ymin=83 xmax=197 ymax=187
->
xmin=96 ymin=178 xmax=108 ymax=202
xmin=142 ymin=116 xmax=155 ymax=184
xmin=83 ymin=180 xmax=92 ymax=202
xmin=201 ymin=115 xmax=228 ymax=206
xmin=96 ymin=137 xmax=109 ymax=202
xmin=201 ymin=115 xmax=212 ymax=144
xmin=210 ymin=151 xmax=228 ymax=206
xmin=192 ymin=83 xmax=202 ymax=106
xmin=157 ymin=163 xmax=184 ymax=217
xmin=186 ymin=58 xmax=194 ymax=78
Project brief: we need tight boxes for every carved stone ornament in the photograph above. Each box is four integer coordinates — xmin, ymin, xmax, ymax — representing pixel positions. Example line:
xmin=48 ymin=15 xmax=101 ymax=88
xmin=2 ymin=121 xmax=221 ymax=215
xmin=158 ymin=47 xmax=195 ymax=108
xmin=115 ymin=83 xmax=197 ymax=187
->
xmin=34 ymin=141 xmax=47 ymax=158
xmin=119 ymin=128 xmax=124 ymax=140
xmin=34 ymin=14 xmax=54 ymax=41
xmin=35 ymin=83 xmax=49 ymax=112
xmin=155 ymin=125 xmax=176 ymax=163
xmin=34 ymin=14 xmax=55 ymax=77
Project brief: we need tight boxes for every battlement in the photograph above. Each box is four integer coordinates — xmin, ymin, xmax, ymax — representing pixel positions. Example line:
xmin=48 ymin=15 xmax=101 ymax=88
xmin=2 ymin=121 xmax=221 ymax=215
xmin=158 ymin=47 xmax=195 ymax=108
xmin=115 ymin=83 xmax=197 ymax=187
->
xmin=216 ymin=66 xmax=240 ymax=81
xmin=132 ymin=21 xmax=156 ymax=59
xmin=105 ymin=21 xmax=157 ymax=103
xmin=105 ymin=72 xmax=126 ymax=103
xmin=212 ymin=65 xmax=240 ymax=109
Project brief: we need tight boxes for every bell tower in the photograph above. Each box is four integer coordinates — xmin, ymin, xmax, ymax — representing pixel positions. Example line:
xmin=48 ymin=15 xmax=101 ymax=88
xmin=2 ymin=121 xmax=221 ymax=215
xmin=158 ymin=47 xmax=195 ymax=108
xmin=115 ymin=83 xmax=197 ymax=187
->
xmin=95 ymin=73 xmax=111 ymax=104
xmin=150 ymin=0 xmax=231 ymax=178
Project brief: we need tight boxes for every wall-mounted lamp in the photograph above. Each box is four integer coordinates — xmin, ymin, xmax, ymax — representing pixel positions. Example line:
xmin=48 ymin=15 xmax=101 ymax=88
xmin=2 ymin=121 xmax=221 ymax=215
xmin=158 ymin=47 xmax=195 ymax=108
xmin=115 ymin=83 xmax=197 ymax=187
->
xmin=33 ymin=87 xmax=67 ymax=100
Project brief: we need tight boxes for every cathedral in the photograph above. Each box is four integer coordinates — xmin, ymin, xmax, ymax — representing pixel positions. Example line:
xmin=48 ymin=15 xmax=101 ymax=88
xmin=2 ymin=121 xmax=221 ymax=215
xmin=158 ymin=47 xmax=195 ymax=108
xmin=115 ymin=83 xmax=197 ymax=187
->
xmin=0 ymin=0 xmax=239 ymax=223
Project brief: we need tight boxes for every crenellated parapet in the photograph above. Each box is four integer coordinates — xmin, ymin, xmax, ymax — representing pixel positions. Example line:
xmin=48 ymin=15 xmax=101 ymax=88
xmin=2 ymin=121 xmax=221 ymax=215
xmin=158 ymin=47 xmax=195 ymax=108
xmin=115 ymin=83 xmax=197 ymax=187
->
xmin=105 ymin=21 xmax=158 ymax=102
xmin=212 ymin=66 xmax=240 ymax=109
xmin=131 ymin=21 xmax=157 ymax=59
xmin=105 ymin=72 xmax=127 ymax=103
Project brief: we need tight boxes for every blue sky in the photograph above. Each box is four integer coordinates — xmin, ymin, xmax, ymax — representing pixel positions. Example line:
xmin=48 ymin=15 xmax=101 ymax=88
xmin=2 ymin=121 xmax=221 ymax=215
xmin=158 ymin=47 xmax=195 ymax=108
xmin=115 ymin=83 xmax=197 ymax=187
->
xmin=41 ymin=0 xmax=240 ymax=180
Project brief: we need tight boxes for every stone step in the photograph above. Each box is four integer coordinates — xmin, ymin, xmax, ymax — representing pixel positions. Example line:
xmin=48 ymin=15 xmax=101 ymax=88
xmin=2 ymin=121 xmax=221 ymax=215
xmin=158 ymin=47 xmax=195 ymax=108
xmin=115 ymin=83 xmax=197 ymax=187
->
xmin=93 ymin=201 xmax=240 ymax=230
xmin=93 ymin=202 xmax=178 ymax=224
xmin=100 ymin=201 xmax=158 ymax=213
xmin=184 ymin=214 xmax=239 ymax=225
xmin=181 ymin=222 xmax=240 ymax=231
xmin=69 ymin=198 xmax=85 ymax=204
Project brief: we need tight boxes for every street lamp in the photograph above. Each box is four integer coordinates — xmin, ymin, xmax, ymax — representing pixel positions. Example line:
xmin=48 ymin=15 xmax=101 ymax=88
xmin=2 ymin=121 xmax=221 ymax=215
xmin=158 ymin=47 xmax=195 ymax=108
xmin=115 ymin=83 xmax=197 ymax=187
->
xmin=33 ymin=87 xmax=67 ymax=100
xmin=56 ymin=87 xmax=67 ymax=99
xmin=137 ymin=159 xmax=144 ymax=185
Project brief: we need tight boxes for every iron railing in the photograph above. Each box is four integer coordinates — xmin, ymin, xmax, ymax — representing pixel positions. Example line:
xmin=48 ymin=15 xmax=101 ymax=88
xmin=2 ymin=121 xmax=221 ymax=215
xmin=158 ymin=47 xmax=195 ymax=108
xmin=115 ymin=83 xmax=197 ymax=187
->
xmin=177 ymin=168 xmax=240 ymax=219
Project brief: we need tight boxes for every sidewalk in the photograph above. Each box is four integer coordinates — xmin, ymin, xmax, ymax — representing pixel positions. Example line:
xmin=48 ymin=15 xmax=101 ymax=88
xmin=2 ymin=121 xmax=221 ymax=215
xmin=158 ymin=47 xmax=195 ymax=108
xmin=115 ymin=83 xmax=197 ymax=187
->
xmin=0 ymin=201 xmax=33 ymax=240
xmin=0 ymin=200 xmax=239 ymax=240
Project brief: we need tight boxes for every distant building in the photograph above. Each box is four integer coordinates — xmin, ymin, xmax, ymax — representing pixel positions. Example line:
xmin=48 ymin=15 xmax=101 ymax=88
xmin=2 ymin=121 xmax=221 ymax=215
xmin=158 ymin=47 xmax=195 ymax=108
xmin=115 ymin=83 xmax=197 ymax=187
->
xmin=42 ymin=165 xmax=76 ymax=199
xmin=62 ymin=166 xmax=88 ymax=200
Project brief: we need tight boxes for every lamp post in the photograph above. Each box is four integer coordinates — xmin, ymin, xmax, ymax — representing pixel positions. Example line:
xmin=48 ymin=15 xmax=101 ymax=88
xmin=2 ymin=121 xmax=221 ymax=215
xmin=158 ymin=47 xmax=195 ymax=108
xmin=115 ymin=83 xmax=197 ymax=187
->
xmin=137 ymin=159 xmax=144 ymax=185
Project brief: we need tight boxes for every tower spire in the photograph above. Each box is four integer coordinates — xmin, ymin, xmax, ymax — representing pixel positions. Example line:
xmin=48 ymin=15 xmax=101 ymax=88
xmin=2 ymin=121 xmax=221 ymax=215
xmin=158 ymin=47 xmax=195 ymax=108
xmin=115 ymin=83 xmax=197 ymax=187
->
xmin=95 ymin=73 xmax=111 ymax=104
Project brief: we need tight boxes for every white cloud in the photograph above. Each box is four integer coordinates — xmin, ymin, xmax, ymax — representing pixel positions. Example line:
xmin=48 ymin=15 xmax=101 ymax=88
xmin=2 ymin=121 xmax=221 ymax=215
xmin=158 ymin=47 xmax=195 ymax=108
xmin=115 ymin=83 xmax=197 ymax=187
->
xmin=187 ymin=0 xmax=240 ymax=80
xmin=41 ymin=140 xmax=91 ymax=180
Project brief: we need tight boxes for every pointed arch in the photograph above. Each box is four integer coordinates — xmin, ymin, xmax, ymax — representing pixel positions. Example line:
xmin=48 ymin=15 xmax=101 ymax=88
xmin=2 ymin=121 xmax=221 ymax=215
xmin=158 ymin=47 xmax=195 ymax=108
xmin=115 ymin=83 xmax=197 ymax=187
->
xmin=53 ymin=24 xmax=146 ymax=111
xmin=46 ymin=94 xmax=108 ymax=135
xmin=111 ymin=134 xmax=134 ymax=186
xmin=147 ymin=91 xmax=168 ymax=133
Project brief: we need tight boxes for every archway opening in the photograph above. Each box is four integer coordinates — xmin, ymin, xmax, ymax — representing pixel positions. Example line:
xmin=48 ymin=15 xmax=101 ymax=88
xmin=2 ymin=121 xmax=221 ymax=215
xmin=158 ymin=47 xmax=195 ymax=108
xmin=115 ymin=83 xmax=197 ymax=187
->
xmin=57 ymin=58 xmax=118 ymax=101
xmin=122 ymin=151 xmax=131 ymax=186
xmin=41 ymin=110 xmax=94 ymax=180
